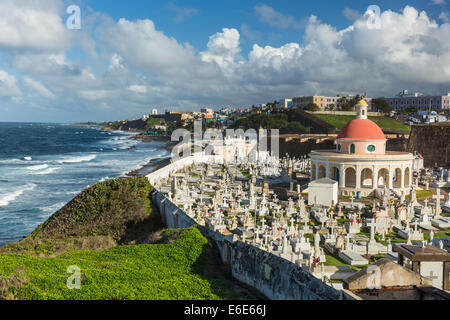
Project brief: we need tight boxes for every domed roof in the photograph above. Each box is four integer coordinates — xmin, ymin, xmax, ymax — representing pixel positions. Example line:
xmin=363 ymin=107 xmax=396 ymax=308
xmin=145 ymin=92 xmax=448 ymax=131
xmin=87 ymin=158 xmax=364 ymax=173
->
xmin=357 ymin=99 xmax=368 ymax=106
xmin=337 ymin=118 xmax=386 ymax=140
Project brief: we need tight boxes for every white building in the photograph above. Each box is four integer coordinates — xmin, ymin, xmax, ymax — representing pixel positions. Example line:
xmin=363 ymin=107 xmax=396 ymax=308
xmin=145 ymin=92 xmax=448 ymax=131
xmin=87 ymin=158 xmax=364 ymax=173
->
xmin=308 ymin=178 xmax=338 ymax=207
xmin=385 ymin=90 xmax=450 ymax=111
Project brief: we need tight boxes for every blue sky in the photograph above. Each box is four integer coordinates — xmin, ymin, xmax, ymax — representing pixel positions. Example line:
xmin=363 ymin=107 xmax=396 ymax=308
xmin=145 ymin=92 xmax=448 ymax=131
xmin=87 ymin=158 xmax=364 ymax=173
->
xmin=0 ymin=0 xmax=449 ymax=122
xmin=79 ymin=0 xmax=447 ymax=53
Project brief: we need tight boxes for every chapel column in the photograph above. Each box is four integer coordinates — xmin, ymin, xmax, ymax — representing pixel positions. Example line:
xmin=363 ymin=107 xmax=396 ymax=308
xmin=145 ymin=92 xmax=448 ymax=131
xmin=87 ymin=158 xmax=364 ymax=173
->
xmin=326 ymin=162 xmax=330 ymax=179
xmin=373 ymin=165 xmax=378 ymax=189
xmin=315 ymin=162 xmax=319 ymax=181
xmin=388 ymin=165 xmax=393 ymax=189
xmin=409 ymin=166 xmax=412 ymax=187
xmin=401 ymin=165 xmax=405 ymax=189
xmin=356 ymin=164 xmax=361 ymax=189
xmin=339 ymin=163 xmax=345 ymax=188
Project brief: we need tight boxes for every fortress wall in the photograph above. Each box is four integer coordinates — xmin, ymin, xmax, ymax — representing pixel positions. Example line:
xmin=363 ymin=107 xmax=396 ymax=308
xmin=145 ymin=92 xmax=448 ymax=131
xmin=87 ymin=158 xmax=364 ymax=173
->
xmin=407 ymin=123 xmax=450 ymax=167
xmin=230 ymin=241 xmax=353 ymax=300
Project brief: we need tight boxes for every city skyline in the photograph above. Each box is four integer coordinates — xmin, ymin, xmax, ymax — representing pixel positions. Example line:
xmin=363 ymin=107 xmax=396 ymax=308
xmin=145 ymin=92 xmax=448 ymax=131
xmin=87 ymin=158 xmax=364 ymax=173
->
xmin=1 ymin=0 xmax=450 ymax=122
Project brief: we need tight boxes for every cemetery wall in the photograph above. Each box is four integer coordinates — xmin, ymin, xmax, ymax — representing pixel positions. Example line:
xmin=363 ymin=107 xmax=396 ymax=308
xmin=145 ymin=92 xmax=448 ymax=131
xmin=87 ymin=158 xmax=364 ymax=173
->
xmin=151 ymin=189 xmax=353 ymax=300
xmin=230 ymin=241 xmax=354 ymax=300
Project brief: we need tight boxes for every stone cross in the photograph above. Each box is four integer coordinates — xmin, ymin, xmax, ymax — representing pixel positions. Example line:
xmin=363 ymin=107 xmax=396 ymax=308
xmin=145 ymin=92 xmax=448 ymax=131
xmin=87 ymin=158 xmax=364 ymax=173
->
xmin=366 ymin=218 xmax=377 ymax=243
xmin=432 ymin=188 xmax=444 ymax=218
xmin=261 ymin=217 xmax=266 ymax=230
xmin=263 ymin=232 xmax=270 ymax=245
xmin=345 ymin=233 xmax=351 ymax=250
xmin=427 ymin=270 xmax=438 ymax=282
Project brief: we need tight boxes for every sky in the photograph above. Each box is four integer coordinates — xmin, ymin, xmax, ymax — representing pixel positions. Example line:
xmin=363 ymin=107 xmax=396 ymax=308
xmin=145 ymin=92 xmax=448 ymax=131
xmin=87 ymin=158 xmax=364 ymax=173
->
xmin=0 ymin=0 xmax=450 ymax=122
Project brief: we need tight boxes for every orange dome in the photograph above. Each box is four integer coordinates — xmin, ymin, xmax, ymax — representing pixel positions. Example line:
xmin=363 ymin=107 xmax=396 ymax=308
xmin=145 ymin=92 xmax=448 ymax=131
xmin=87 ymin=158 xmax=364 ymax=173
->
xmin=337 ymin=119 xmax=386 ymax=140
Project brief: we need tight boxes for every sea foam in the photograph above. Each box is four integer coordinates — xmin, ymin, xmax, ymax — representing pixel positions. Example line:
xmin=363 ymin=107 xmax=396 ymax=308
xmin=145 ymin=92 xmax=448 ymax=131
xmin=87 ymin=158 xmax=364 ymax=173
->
xmin=0 ymin=184 xmax=36 ymax=207
xmin=57 ymin=154 xmax=97 ymax=164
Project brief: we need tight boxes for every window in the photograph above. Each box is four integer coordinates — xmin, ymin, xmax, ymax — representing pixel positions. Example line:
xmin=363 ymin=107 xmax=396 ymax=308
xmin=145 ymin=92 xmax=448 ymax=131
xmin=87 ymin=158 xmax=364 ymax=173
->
xmin=367 ymin=145 xmax=376 ymax=152
xmin=350 ymin=144 xmax=355 ymax=154
xmin=337 ymin=144 xmax=341 ymax=152
xmin=362 ymin=110 xmax=365 ymax=116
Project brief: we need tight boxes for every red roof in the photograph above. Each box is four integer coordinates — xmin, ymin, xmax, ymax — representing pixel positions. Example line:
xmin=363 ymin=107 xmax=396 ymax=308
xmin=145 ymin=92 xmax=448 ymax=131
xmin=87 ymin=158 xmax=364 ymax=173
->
xmin=337 ymin=119 xmax=386 ymax=140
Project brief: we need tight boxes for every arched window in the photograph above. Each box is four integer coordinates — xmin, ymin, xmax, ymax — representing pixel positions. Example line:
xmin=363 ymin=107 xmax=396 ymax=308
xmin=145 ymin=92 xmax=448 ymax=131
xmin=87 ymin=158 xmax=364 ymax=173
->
xmin=337 ymin=144 xmax=341 ymax=152
xmin=362 ymin=110 xmax=365 ymax=116
xmin=367 ymin=145 xmax=376 ymax=152
xmin=350 ymin=144 xmax=355 ymax=154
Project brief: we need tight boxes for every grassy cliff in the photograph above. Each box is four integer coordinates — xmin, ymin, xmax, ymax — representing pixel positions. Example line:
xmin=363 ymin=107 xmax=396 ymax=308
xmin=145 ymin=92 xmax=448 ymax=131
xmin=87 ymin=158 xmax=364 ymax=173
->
xmin=0 ymin=227 xmax=246 ymax=300
xmin=1 ymin=177 xmax=160 ymax=256
xmin=0 ymin=177 xmax=253 ymax=300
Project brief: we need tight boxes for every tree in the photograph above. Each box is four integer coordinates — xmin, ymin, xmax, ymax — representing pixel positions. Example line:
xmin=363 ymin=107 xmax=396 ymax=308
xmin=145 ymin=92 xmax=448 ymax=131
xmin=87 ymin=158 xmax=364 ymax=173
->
xmin=405 ymin=105 xmax=418 ymax=115
xmin=340 ymin=95 xmax=360 ymax=111
xmin=328 ymin=104 xmax=335 ymax=111
xmin=281 ymin=122 xmax=308 ymax=134
xmin=372 ymin=98 xmax=393 ymax=114
xmin=303 ymin=103 xmax=320 ymax=111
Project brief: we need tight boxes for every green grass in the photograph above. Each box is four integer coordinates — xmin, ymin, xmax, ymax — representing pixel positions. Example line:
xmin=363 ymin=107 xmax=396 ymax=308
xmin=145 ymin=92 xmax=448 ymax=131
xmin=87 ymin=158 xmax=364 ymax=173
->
xmin=424 ymin=229 xmax=450 ymax=241
xmin=339 ymin=195 xmax=375 ymax=200
xmin=0 ymin=227 xmax=245 ymax=300
xmin=405 ymin=189 xmax=433 ymax=199
xmin=324 ymin=254 xmax=366 ymax=270
xmin=313 ymin=114 xmax=411 ymax=132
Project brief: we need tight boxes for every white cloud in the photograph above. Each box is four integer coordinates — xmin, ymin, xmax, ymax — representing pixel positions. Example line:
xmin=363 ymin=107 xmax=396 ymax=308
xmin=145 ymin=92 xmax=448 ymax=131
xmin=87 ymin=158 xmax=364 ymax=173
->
xmin=439 ymin=11 xmax=449 ymax=22
xmin=167 ymin=2 xmax=198 ymax=23
xmin=432 ymin=0 xmax=446 ymax=5
xmin=128 ymin=85 xmax=147 ymax=94
xmin=0 ymin=70 xmax=22 ymax=97
xmin=2 ymin=2 xmax=450 ymax=122
xmin=254 ymin=4 xmax=306 ymax=29
xmin=343 ymin=7 xmax=361 ymax=21
xmin=0 ymin=0 xmax=70 ymax=52
xmin=201 ymin=28 xmax=241 ymax=69
xmin=23 ymin=77 xmax=55 ymax=98
xmin=99 ymin=18 xmax=199 ymax=76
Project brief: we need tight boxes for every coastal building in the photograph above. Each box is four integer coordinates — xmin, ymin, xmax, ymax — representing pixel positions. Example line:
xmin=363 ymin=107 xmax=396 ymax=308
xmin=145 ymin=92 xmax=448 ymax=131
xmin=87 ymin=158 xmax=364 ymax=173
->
xmin=293 ymin=95 xmax=373 ymax=110
xmin=275 ymin=98 xmax=293 ymax=109
xmin=385 ymin=90 xmax=450 ymax=111
xmin=309 ymin=99 xmax=414 ymax=197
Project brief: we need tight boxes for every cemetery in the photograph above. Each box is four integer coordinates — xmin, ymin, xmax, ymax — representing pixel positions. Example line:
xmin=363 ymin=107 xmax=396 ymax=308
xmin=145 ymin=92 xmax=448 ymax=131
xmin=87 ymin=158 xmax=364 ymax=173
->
xmin=146 ymin=99 xmax=450 ymax=300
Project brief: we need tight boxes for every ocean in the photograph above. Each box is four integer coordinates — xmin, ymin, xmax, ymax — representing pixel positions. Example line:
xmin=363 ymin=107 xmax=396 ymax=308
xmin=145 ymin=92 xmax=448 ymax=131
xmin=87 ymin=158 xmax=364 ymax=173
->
xmin=0 ymin=123 xmax=170 ymax=246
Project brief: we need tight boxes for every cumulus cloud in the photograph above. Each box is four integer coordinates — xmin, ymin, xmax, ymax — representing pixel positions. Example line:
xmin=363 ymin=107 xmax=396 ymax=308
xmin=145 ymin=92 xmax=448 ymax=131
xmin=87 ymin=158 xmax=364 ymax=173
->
xmin=99 ymin=18 xmax=198 ymax=75
xmin=0 ymin=0 xmax=70 ymax=52
xmin=201 ymin=28 xmax=241 ymax=69
xmin=2 ymin=1 xmax=450 ymax=122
